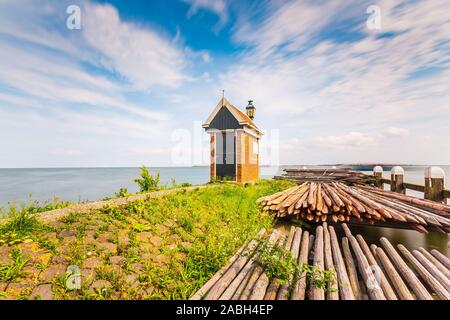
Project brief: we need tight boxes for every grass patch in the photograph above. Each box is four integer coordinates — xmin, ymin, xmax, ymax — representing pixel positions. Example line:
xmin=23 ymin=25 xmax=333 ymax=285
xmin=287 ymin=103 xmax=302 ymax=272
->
xmin=120 ymin=179 xmax=294 ymax=298
xmin=0 ymin=179 xmax=294 ymax=300
xmin=0 ymin=247 xmax=29 ymax=282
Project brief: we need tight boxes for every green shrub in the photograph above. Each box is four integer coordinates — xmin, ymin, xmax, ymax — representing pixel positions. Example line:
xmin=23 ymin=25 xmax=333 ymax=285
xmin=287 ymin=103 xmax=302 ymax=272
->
xmin=133 ymin=166 xmax=160 ymax=192
xmin=115 ymin=188 xmax=131 ymax=198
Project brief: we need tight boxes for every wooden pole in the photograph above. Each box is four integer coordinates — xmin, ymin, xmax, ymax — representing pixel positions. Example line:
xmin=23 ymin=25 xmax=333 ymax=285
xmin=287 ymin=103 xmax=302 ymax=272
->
xmin=328 ymin=226 xmax=354 ymax=300
xmin=398 ymin=244 xmax=450 ymax=300
xmin=356 ymin=234 xmax=397 ymax=300
xmin=390 ymin=166 xmax=405 ymax=194
xmin=412 ymin=250 xmax=450 ymax=292
xmin=379 ymin=237 xmax=433 ymax=300
xmin=341 ymin=224 xmax=386 ymax=300
xmin=239 ymin=231 xmax=281 ymax=300
xmin=192 ymin=228 xmax=266 ymax=299
xmin=264 ymin=227 xmax=296 ymax=300
xmin=373 ymin=246 xmax=414 ymax=300
xmin=373 ymin=166 xmax=384 ymax=189
xmin=310 ymin=225 xmax=325 ymax=300
xmin=417 ymin=247 xmax=450 ymax=280
xmin=424 ymin=167 xmax=446 ymax=203
xmin=205 ymin=229 xmax=272 ymax=299
xmin=342 ymin=237 xmax=362 ymax=299
xmin=430 ymin=249 xmax=450 ymax=270
xmin=277 ymin=227 xmax=302 ymax=300
xmin=290 ymin=230 xmax=310 ymax=300
xmin=323 ymin=223 xmax=339 ymax=300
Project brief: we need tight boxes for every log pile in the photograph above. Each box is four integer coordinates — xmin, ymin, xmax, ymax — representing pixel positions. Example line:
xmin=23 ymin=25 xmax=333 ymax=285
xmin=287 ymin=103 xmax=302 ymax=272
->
xmin=257 ymin=182 xmax=450 ymax=233
xmin=274 ymin=168 xmax=376 ymax=185
xmin=192 ymin=224 xmax=450 ymax=300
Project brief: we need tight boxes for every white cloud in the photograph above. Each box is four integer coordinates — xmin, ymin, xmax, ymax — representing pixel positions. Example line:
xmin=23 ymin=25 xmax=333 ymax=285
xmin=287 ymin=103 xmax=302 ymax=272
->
xmin=219 ymin=0 xmax=450 ymax=164
xmin=83 ymin=3 xmax=188 ymax=90
xmin=383 ymin=127 xmax=409 ymax=138
xmin=182 ymin=0 xmax=228 ymax=30
xmin=315 ymin=132 xmax=378 ymax=149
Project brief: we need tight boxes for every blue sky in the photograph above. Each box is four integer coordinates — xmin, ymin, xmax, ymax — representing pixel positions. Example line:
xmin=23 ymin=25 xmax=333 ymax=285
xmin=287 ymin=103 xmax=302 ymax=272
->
xmin=0 ymin=0 xmax=449 ymax=167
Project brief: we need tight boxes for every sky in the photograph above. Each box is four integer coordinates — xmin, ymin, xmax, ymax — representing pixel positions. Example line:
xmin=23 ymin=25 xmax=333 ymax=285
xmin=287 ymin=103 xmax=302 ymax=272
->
xmin=0 ymin=0 xmax=449 ymax=168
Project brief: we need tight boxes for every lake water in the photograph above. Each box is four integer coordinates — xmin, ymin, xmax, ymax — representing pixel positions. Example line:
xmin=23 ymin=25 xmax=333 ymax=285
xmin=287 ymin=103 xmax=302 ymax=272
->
xmin=0 ymin=165 xmax=448 ymax=254
xmin=0 ymin=165 xmax=449 ymax=207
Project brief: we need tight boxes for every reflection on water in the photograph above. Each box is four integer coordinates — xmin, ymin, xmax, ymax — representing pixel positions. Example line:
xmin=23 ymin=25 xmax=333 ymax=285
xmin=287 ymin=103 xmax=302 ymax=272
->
xmin=276 ymin=220 xmax=449 ymax=256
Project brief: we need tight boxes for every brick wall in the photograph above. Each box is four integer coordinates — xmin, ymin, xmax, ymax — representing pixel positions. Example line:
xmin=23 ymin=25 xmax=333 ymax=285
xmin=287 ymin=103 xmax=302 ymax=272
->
xmin=210 ymin=134 xmax=215 ymax=181
xmin=236 ymin=131 xmax=259 ymax=183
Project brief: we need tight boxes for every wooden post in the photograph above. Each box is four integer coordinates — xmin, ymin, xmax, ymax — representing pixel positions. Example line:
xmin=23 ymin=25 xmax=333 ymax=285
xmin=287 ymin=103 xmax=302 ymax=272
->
xmin=390 ymin=166 xmax=405 ymax=194
xmin=373 ymin=166 xmax=383 ymax=189
xmin=424 ymin=166 xmax=445 ymax=203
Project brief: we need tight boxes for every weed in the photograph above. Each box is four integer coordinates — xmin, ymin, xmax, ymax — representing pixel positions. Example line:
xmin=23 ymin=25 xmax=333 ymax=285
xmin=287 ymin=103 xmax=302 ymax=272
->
xmin=134 ymin=166 xmax=160 ymax=192
xmin=115 ymin=188 xmax=131 ymax=198
xmin=0 ymin=206 xmax=50 ymax=243
xmin=251 ymin=239 xmax=301 ymax=285
xmin=0 ymin=247 xmax=29 ymax=282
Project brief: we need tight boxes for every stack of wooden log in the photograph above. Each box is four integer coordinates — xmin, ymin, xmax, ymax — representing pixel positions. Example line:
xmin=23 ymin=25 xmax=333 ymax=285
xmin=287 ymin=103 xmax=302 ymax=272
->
xmin=257 ymin=182 xmax=450 ymax=233
xmin=192 ymin=224 xmax=450 ymax=300
xmin=274 ymin=168 xmax=376 ymax=185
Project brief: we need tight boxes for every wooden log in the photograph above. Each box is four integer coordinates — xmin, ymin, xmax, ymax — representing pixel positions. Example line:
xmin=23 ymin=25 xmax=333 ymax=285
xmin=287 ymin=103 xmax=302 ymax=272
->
xmin=239 ymin=267 xmax=263 ymax=300
xmin=310 ymin=226 xmax=325 ymax=300
xmin=361 ymin=189 xmax=447 ymax=227
xmin=431 ymin=249 xmax=450 ymax=270
xmin=291 ymin=230 xmax=310 ymax=300
xmin=321 ymin=189 xmax=333 ymax=208
xmin=336 ymin=183 xmax=386 ymax=216
xmin=342 ymin=237 xmax=362 ymax=299
xmin=358 ymin=185 xmax=450 ymax=213
xmin=239 ymin=232 xmax=281 ymax=300
xmin=328 ymin=225 xmax=354 ymax=300
xmin=277 ymin=227 xmax=302 ymax=300
xmin=379 ymin=238 xmax=433 ymax=300
xmin=282 ymin=183 xmax=308 ymax=208
xmin=323 ymin=184 xmax=344 ymax=208
xmin=341 ymin=224 xmax=386 ymax=300
xmin=398 ymin=244 xmax=450 ymax=300
xmin=373 ymin=246 xmax=414 ymax=300
xmin=269 ymin=186 xmax=301 ymax=205
xmin=418 ymin=247 xmax=450 ymax=280
xmin=295 ymin=188 xmax=310 ymax=209
xmin=231 ymin=265 xmax=256 ymax=300
xmin=323 ymin=223 xmax=339 ymax=300
xmin=205 ymin=229 xmax=273 ymax=300
xmin=192 ymin=228 xmax=266 ymax=300
xmin=356 ymin=234 xmax=397 ymax=300
xmin=412 ymin=250 xmax=450 ymax=292
xmin=307 ymin=183 xmax=317 ymax=207
xmin=264 ymin=227 xmax=296 ymax=300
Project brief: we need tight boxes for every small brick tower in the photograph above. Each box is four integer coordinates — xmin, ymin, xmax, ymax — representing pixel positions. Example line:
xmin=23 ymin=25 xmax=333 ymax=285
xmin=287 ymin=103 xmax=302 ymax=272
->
xmin=202 ymin=97 xmax=262 ymax=183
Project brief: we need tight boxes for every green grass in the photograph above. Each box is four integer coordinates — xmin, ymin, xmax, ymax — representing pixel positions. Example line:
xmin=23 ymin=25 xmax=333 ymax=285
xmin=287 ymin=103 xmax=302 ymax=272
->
xmin=120 ymin=179 xmax=294 ymax=298
xmin=0 ymin=247 xmax=29 ymax=282
xmin=0 ymin=179 xmax=295 ymax=300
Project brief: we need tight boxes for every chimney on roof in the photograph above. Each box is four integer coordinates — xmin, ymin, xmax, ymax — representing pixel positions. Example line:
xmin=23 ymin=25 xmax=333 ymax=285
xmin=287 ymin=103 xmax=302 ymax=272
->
xmin=246 ymin=100 xmax=255 ymax=120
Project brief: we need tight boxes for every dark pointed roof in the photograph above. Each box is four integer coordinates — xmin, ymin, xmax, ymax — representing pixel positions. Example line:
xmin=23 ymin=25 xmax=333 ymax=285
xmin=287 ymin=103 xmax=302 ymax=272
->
xmin=202 ymin=97 xmax=261 ymax=134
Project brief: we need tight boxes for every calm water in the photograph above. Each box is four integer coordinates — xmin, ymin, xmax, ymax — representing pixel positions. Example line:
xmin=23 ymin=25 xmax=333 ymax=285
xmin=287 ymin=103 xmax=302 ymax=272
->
xmin=0 ymin=165 xmax=448 ymax=254
xmin=0 ymin=165 xmax=448 ymax=207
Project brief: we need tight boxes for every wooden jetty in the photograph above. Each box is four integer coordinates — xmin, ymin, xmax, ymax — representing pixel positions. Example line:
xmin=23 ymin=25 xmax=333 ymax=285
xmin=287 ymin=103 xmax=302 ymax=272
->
xmin=275 ymin=168 xmax=376 ymax=185
xmin=191 ymin=223 xmax=450 ymax=300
